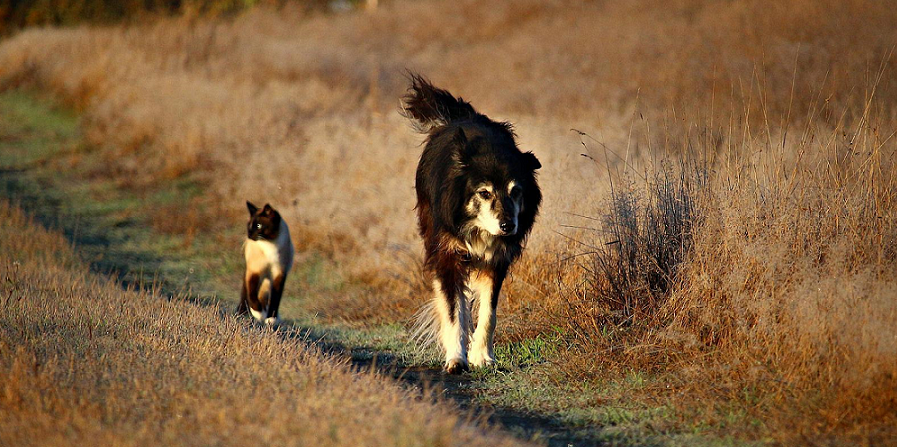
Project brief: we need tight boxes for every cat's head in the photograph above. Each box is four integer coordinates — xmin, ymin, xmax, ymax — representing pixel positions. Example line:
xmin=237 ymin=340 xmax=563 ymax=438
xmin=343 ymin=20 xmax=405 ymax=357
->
xmin=246 ymin=201 xmax=282 ymax=241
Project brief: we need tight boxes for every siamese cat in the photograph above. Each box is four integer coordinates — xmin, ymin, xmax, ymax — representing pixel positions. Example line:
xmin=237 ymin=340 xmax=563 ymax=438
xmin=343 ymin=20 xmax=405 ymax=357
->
xmin=238 ymin=201 xmax=294 ymax=326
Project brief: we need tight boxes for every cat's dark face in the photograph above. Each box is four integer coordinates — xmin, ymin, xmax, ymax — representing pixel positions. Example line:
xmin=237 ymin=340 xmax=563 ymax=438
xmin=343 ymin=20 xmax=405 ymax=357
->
xmin=246 ymin=201 xmax=282 ymax=241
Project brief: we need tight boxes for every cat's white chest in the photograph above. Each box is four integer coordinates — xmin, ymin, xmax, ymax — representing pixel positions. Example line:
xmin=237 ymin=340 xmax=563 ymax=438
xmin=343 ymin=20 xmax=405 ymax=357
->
xmin=254 ymin=240 xmax=282 ymax=272
xmin=244 ymin=222 xmax=294 ymax=276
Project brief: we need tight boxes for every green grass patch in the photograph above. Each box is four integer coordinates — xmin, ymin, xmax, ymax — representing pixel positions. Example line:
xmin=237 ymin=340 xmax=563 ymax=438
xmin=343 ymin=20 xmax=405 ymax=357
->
xmin=0 ymin=87 xmax=416 ymax=359
xmin=0 ymin=90 xmax=81 ymax=167
xmin=0 ymin=89 xmax=229 ymax=300
xmin=495 ymin=332 xmax=560 ymax=369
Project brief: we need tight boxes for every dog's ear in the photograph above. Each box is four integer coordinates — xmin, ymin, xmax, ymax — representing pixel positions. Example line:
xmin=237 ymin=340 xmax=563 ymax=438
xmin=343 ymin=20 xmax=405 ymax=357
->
xmin=247 ymin=201 xmax=258 ymax=216
xmin=521 ymin=151 xmax=541 ymax=171
xmin=453 ymin=128 xmax=469 ymax=160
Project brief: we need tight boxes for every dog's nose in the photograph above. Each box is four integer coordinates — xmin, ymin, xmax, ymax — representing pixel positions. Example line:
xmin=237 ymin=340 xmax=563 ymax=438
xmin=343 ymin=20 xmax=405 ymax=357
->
xmin=500 ymin=220 xmax=516 ymax=234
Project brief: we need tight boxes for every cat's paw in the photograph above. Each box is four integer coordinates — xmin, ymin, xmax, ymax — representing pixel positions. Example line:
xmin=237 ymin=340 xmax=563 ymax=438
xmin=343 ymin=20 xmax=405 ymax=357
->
xmin=249 ymin=308 xmax=266 ymax=322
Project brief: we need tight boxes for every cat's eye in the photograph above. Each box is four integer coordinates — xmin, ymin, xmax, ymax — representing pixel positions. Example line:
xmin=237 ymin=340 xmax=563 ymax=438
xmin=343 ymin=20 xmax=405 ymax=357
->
xmin=256 ymin=223 xmax=263 ymax=229
xmin=478 ymin=190 xmax=492 ymax=200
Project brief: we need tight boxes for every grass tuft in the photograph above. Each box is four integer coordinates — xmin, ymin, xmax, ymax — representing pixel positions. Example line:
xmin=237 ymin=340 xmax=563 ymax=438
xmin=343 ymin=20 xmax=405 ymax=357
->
xmin=587 ymin=160 xmax=706 ymax=327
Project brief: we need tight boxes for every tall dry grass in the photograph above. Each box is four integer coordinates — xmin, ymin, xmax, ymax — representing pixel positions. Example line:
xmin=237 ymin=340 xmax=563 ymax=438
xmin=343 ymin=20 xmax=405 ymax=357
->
xmin=1 ymin=0 xmax=896 ymax=441
xmin=0 ymin=198 xmax=529 ymax=447
xmin=544 ymin=69 xmax=897 ymax=442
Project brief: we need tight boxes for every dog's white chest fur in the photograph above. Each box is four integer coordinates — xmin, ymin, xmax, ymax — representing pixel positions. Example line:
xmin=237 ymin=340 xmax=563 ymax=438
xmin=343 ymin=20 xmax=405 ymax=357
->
xmin=465 ymin=231 xmax=500 ymax=264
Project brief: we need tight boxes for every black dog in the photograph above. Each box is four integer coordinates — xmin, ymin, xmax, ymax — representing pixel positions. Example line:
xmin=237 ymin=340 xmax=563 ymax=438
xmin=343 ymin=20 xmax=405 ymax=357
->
xmin=402 ymin=75 xmax=542 ymax=373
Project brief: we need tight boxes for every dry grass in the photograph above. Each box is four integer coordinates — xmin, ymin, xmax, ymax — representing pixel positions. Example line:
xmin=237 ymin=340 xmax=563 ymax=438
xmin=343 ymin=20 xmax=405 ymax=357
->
xmin=551 ymin=110 xmax=897 ymax=442
xmin=577 ymin=159 xmax=706 ymax=326
xmin=1 ymin=0 xmax=897 ymax=442
xmin=0 ymin=198 xmax=530 ymax=447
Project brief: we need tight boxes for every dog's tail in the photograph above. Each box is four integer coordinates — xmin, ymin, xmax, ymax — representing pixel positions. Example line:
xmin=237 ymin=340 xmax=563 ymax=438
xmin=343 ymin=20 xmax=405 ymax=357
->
xmin=409 ymin=298 xmax=440 ymax=351
xmin=409 ymin=294 xmax=474 ymax=354
xmin=401 ymin=73 xmax=477 ymax=133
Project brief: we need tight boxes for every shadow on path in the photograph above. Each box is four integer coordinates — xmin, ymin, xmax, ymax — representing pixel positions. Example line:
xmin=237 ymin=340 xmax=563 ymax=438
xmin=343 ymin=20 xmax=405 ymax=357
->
xmin=1 ymin=168 xmax=612 ymax=447
xmin=290 ymin=323 xmax=610 ymax=447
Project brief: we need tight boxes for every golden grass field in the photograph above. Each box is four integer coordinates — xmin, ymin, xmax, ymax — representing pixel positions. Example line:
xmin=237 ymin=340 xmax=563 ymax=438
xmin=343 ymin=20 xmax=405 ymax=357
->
xmin=0 ymin=198 xmax=529 ymax=447
xmin=1 ymin=0 xmax=896 ymax=444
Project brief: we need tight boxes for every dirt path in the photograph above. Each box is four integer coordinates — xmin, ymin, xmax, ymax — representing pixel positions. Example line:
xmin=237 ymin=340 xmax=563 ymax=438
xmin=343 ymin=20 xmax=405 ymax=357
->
xmin=0 ymin=165 xmax=610 ymax=447
xmin=1 ymin=171 xmax=607 ymax=446
xmin=0 ymin=91 xmax=617 ymax=447
xmin=306 ymin=335 xmax=606 ymax=447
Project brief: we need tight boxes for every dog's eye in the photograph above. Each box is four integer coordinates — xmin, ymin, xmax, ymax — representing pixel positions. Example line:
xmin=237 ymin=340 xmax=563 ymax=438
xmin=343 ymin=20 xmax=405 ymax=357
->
xmin=478 ymin=190 xmax=492 ymax=200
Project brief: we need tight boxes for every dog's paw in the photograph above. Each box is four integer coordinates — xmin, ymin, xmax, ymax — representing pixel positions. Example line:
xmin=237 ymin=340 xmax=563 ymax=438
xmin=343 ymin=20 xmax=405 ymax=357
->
xmin=443 ymin=358 xmax=469 ymax=375
xmin=468 ymin=347 xmax=496 ymax=368
xmin=264 ymin=317 xmax=280 ymax=327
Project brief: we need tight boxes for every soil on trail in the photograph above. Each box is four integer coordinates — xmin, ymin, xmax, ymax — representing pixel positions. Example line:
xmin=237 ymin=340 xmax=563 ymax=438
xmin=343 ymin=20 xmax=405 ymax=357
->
xmin=0 ymin=91 xmax=611 ymax=447
xmin=316 ymin=342 xmax=606 ymax=447
xmin=1 ymin=164 xmax=607 ymax=446
xmin=1 ymin=162 xmax=611 ymax=447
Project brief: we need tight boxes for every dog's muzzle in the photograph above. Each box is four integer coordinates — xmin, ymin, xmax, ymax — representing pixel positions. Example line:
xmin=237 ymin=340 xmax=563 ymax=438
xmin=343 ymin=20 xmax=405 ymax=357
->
xmin=499 ymin=220 xmax=516 ymax=236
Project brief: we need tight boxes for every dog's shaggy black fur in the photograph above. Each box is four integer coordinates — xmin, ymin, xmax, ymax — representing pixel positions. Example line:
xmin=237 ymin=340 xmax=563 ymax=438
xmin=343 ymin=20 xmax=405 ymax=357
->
xmin=402 ymin=74 xmax=541 ymax=373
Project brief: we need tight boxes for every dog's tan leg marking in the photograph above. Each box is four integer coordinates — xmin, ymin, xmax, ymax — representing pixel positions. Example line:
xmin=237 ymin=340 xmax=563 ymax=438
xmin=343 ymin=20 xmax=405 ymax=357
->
xmin=468 ymin=272 xmax=496 ymax=367
xmin=433 ymin=278 xmax=469 ymax=373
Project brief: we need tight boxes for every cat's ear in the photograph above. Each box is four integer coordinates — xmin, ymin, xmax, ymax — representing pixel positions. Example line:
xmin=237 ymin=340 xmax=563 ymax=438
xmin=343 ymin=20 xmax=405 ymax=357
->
xmin=262 ymin=203 xmax=274 ymax=215
xmin=246 ymin=201 xmax=258 ymax=216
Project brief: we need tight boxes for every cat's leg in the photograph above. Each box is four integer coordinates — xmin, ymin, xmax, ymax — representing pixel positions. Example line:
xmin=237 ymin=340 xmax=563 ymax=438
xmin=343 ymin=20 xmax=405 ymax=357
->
xmin=255 ymin=278 xmax=272 ymax=323
xmin=265 ymin=273 xmax=287 ymax=326
xmin=237 ymin=273 xmax=250 ymax=316
xmin=245 ymin=272 xmax=265 ymax=322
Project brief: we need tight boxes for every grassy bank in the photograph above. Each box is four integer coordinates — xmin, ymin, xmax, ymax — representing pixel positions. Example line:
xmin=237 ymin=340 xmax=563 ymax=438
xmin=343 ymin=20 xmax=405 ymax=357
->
xmin=0 ymin=92 xmax=531 ymax=447
xmin=0 ymin=87 xmax=667 ymax=447
xmin=0 ymin=198 xmax=531 ymax=447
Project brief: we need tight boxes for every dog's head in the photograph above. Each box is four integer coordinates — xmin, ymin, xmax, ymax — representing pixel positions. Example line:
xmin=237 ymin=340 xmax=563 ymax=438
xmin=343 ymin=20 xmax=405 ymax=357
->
xmin=246 ymin=201 xmax=282 ymax=241
xmin=453 ymin=127 xmax=542 ymax=239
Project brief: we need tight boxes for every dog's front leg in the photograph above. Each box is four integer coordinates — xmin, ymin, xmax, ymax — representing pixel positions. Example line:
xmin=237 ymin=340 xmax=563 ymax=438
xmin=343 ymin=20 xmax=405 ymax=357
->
xmin=433 ymin=276 xmax=470 ymax=374
xmin=469 ymin=266 xmax=507 ymax=367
